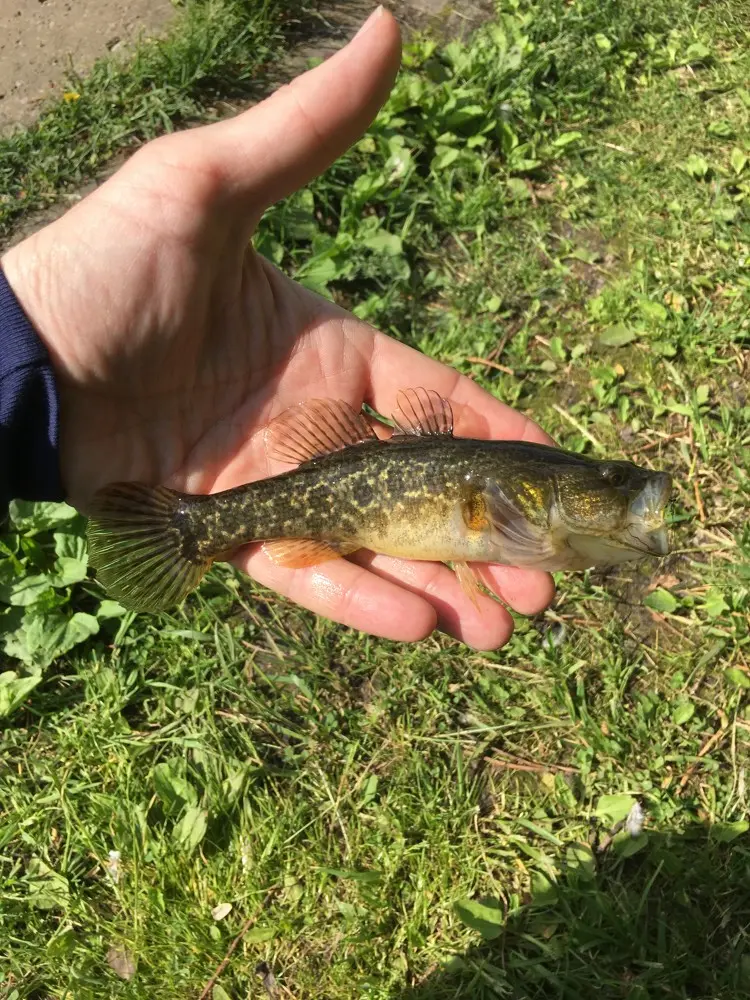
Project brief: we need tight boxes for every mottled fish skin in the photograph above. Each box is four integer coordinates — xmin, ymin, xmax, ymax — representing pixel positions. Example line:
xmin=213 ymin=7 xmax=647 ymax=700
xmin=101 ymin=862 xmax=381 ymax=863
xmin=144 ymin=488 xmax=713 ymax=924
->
xmin=174 ymin=437 xmax=658 ymax=569
xmin=176 ymin=438 xmax=521 ymax=561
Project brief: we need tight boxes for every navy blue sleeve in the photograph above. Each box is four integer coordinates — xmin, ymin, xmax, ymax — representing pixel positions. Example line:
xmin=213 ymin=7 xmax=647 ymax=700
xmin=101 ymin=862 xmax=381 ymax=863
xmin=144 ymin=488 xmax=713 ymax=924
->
xmin=0 ymin=268 xmax=64 ymax=511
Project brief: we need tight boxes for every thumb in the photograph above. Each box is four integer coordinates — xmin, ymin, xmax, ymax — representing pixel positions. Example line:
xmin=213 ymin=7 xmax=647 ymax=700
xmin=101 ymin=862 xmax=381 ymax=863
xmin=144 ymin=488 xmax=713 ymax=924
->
xmin=196 ymin=6 xmax=401 ymax=213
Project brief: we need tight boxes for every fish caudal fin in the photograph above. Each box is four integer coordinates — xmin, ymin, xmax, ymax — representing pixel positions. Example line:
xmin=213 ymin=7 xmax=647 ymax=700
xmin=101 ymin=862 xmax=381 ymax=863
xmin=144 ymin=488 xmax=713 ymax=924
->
xmin=86 ymin=483 xmax=211 ymax=612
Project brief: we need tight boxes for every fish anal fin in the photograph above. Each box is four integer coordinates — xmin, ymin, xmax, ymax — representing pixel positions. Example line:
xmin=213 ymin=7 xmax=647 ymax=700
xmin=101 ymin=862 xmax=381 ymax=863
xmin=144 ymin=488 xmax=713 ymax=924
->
xmin=454 ymin=561 xmax=485 ymax=610
xmin=262 ymin=538 xmax=360 ymax=568
xmin=391 ymin=387 xmax=454 ymax=437
xmin=265 ymin=399 xmax=376 ymax=466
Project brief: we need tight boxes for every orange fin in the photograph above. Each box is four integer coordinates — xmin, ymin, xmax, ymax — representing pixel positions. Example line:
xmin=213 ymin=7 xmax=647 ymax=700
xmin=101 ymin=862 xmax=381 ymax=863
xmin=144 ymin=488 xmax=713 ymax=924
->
xmin=391 ymin=387 xmax=454 ymax=437
xmin=454 ymin=561 xmax=484 ymax=609
xmin=262 ymin=538 xmax=360 ymax=568
xmin=265 ymin=399 xmax=376 ymax=466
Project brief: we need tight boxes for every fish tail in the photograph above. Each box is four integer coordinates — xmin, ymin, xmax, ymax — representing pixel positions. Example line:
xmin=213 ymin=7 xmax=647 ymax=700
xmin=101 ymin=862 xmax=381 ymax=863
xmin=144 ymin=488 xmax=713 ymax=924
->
xmin=86 ymin=482 xmax=212 ymax=612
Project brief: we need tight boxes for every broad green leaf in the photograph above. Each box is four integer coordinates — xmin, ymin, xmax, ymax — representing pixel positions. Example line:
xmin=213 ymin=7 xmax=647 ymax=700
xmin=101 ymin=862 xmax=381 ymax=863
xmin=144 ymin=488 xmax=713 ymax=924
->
xmin=212 ymin=987 xmax=233 ymax=1000
xmin=710 ymin=821 xmax=749 ymax=843
xmin=431 ymin=145 xmax=460 ymax=170
xmin=97 ymin=600 xmax=127 ymax=619
xmin=672 ymin=701 xmax=695 ymax=726
xmin=594 ymin=794 xmax=635 ymax=825
xmin=8 ymin=501 xmax=78 ymax=532
xmin=3 ymin=611 xmax=99 ymax=668
xmin=26 ymin=858 xmax=69 ymax=911
xmin=530 ymin=871 xmax=558 ymax=905
xmin=613 ymin=831 xmax=649 ymax=858
xmin=594 ymin=33 xmax=612 ymax=52
xmin=320 ymin=867 xmax=382 ymax=883
xmin=702 ymin=589 xmax=729 ymax=618
xmin=725 ymin=668 xmax=750 ymax=689
xmin=385 ymin=146 xmax=412 ymax=182
xmin=506 ymin=177 xmax=531 ymax=200
xmin=443 ymin=103 xmax=485 ymax=129
xmin=552 ymin=130 xmax=583 ymax=148
xmin=685 ymin=41 xmax=711 ymax=62
xmin=683 ymin=154 xmax=709 ymax=178
xmin=53 ymin=531 xmax=87 ymax=561
xmin=565 ymin=843 xmax=596 ymax=881
xmin=244 ymin=925 xmax=277 ymax=944
xmin=362 ymin=231 xmax=403 ymax=256
xmin=152 ymin=760 xmax=197 ymax=812
xmin=454 ymin=898 xmax=504 ymax=939
xmin=2 ymin=574 xmax=51 ymax=607
xmin=0 ymin=670 xmax=42 ymax=718
xmin=598 ymin=324 xmax=636 ymax=347
xmin=294 ymin=256 xmax=338 ymax=296
xmin=173 ymin=806 xmax=207 ymax=853
xmin=360 ymin=774 xmax=379 ymax=807
xmin=730 ymin=147 xmax=748 ymax=175
xmin=707 ymin=120 xmax=734 ymax=139
xmin=639 ymin=300 xmax=668 ymax=323
xmin=644 ymin=589 xmax=679 ymax=613
xmin=51 ymin=557 xmax=87 ymax=588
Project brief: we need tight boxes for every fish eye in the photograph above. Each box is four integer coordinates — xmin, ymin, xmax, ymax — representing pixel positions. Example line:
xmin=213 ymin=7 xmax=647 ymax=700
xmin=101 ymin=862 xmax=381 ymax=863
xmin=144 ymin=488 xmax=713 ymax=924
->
xmin=599 ymin=464 xmax=627 ymax=488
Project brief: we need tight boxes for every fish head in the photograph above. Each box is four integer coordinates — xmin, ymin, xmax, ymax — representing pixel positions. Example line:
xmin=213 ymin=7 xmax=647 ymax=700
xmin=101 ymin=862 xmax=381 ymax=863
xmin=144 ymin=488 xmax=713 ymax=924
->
xmin=551 ymin=459 xmax=672 ymax=566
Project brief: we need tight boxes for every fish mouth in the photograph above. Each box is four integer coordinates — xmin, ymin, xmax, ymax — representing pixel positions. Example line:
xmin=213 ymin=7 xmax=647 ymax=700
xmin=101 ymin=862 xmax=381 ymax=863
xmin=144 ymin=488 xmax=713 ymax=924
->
xmin=624 ymin=472 xmax=672 ymax=556
xmin=628 ymin=472 xmax=672 ymax=521
xmin=622 ymin=523 xmax=670 ymax=556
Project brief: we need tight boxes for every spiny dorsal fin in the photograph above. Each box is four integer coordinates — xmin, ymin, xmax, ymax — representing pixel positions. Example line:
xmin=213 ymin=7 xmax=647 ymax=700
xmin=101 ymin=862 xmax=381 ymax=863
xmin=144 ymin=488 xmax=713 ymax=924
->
xmin=265 ymin=398 xmax=377 ymax=466
xmin=391 ymin=388 xmax=453 ymax=438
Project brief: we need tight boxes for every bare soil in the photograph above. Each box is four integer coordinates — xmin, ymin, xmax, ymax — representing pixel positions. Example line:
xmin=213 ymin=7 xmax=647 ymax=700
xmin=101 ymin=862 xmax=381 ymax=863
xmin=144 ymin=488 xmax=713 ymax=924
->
xmin=0 ymin=0 xmax=175 ymax=130
xmin=0 ymin=0 xmax=493 ymax=249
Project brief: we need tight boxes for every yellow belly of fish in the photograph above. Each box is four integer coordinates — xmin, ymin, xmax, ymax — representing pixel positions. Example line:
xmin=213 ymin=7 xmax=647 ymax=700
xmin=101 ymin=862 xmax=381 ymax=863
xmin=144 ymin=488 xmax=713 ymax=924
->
xmin=358 ymin=503 xmax=492 ymax=563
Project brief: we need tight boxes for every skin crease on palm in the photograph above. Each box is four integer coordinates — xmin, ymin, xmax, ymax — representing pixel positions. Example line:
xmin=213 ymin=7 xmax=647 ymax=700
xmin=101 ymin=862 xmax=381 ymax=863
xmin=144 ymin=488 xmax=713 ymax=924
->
xmin=0 ymin=6 xmax=556 ymax=650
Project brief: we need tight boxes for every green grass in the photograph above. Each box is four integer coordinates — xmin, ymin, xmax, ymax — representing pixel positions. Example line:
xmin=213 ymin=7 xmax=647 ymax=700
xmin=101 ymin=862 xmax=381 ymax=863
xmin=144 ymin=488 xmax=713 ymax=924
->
xmin=2 ymin=0 xmax=750 ymax=996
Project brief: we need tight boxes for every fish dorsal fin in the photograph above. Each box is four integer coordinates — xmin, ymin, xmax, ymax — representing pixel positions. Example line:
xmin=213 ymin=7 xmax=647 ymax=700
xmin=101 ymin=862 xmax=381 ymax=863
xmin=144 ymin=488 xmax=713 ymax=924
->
xmin=391 ymin=388 xmax=454 ymax=437
xmin=266 ymin=398 xmax=377 ymax=466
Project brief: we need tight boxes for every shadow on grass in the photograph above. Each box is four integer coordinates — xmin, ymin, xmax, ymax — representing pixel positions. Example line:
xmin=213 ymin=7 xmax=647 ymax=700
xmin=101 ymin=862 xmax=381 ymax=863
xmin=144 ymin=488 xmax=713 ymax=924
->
xmin=395 ymin=826 xmax=750 ymax=999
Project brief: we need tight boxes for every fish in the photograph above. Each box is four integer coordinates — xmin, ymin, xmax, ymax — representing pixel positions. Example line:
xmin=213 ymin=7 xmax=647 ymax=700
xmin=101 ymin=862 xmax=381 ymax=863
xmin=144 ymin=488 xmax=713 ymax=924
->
xmin=85 ymin=387 xmax=672 ymax=613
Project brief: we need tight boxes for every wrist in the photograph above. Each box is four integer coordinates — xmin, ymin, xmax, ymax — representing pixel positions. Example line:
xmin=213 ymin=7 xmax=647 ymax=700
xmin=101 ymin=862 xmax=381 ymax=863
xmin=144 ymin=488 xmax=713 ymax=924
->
xmin=0 ymin=255 xmax=65 ymax=508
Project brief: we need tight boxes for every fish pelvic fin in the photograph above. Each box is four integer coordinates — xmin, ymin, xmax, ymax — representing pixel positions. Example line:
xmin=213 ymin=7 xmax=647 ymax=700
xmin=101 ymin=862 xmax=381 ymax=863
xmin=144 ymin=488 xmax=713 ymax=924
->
xmin=262 ymin=538 xmax=360 ymax=568
xmin=86 ymin=483 xmax=211 ymax=612
xmin=391 ymin=388 xmax=453 ymax=438
xmin=265 ymin=398 xmax=377 ymax=466
xmin=453 ymin=561 xmax=485 ymax=610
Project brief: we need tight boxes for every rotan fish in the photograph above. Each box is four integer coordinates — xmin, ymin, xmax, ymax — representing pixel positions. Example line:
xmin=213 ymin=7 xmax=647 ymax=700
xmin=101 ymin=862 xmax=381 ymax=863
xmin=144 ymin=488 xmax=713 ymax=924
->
xmin=86 ymin=387 xmax=672 ymax=612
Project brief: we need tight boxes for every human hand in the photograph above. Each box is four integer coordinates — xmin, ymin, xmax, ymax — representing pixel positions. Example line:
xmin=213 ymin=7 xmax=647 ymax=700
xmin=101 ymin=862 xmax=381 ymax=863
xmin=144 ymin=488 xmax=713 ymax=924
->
xmin=1 ymin=7 xmax=555 ymax=649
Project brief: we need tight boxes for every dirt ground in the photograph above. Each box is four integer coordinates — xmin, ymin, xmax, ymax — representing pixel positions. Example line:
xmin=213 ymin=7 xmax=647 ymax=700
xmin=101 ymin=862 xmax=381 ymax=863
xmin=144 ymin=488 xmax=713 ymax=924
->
xmin=0 ymin=0 xmax=492 ymax=248
xmin=0 ymin=0 xmax=494 ymax=132
xmin=0 ymin=0 xmax=175 ymax=130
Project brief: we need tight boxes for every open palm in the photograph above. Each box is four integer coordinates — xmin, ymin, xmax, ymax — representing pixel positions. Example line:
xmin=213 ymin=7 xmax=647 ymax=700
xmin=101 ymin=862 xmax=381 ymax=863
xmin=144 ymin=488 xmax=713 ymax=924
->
xmin=2 ymin=8 xmax=554 ymax=649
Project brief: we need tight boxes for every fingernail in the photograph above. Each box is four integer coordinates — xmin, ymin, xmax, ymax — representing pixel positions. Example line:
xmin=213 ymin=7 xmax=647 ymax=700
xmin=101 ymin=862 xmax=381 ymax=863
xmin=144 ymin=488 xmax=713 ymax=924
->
xmin=354 ymin=5 xmax=384 ymax=39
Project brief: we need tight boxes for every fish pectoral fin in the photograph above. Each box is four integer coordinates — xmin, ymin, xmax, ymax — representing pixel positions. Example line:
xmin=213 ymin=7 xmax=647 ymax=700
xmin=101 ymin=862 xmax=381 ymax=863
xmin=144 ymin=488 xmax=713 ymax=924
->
xmin=483 ymin=484 xmax=560 ymax=567
xmin=265 ymin=398 xmax=377 ymax=466
xmin=453 ymin=561 xmax=485 ymax=610
xmin=86 ymin=482 xmax=211 ymax=612
xmin=390 ymin=387 xmax=454 ymax=438
xmin=262 ymin=538 xmax=360 ymax=568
